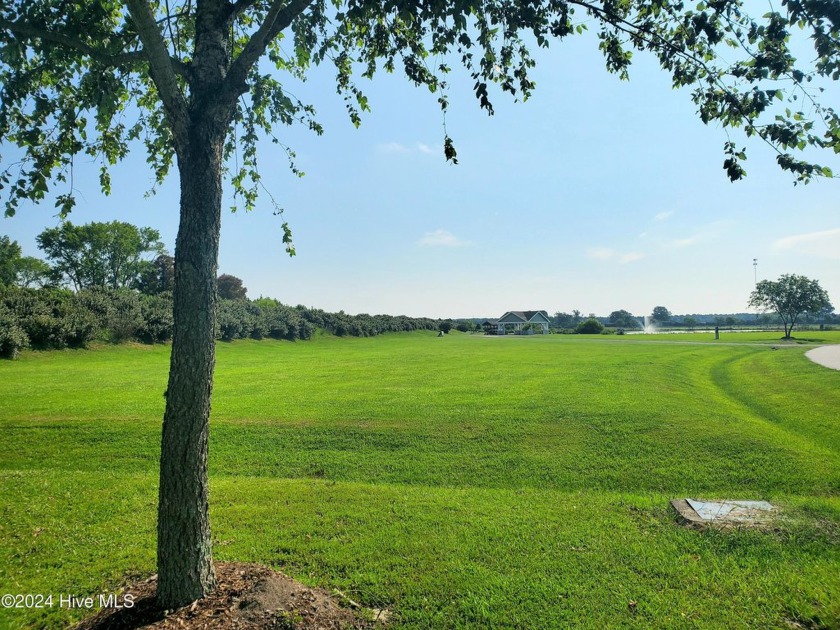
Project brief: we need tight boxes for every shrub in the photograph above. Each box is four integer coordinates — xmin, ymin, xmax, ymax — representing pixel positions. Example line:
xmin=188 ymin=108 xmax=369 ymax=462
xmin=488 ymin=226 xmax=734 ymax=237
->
xmin=0 ymin=304 xmax=28 ymax=359
xmin=575 ymin=318 xmax=604 ymax=334
xmin=62 ymin=303 xmax=100 ymax=347
xmin=103 ymin=290 xmax=143 ymax=342
xmin=26 ymin=306 xmax=98 ymax=348
xmin=22 ymin=311 xmax=64 ymax=348
xmin=0 ymin=287 xmax=441 ymax=351
xmin=257 ymin=301 xmax=302 ymax=340
xmin=74 ymin=288 xmax=114 ymax=329
xmin=138 ymin=292 xmax=174 ymax=343
xmin=75 ymin=288 xmax=151 ymax=343
xmin=298 ymin=320 xmax=315 ymax=340
xmin=216 ymin=299 xmax=256 ymax=341
xmin=2 ymin=287 xmax=98 ymax=349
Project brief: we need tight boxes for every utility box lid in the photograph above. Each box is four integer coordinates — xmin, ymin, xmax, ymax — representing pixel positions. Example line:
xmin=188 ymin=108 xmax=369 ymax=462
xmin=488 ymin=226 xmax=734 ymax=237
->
xmin=685 ymin=499 xmax=774 ymax=521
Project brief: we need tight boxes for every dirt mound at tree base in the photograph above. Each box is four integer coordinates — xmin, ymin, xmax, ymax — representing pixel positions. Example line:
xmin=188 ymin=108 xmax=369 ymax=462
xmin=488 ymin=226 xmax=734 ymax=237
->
xmin=73 ymin=562 xmax=389 ymax=629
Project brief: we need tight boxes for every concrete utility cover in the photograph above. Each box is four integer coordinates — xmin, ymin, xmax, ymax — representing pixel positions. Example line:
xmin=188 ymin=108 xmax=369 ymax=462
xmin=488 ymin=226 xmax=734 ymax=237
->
xmin=671 ymin=498 xmax=778 ymax=528
xmin=686 ymin=499 xmax=773 ymax=521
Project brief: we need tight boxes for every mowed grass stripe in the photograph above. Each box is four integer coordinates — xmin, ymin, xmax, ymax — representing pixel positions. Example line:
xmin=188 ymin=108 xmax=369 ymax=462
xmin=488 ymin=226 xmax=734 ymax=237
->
xmin=709 ymin=348 xmax=840 ymax=454
xmin=1 ymin=471 xmax=839 ymax=629
xmin=2 ymin=333 xmax=840 ymax=627
xmin=2 ymin=335 xmax=840 ymax=494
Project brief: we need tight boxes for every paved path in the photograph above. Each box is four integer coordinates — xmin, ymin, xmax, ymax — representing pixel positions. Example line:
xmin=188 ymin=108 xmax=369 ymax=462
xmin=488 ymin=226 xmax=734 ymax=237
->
xmin=806 ymin=345 xmax=840 ymax=370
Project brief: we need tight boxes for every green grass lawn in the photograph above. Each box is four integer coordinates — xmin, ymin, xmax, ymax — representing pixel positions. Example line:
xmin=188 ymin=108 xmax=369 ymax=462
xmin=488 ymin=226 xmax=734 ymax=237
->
xmin=1 ymin=332 xmax=840 ymax=628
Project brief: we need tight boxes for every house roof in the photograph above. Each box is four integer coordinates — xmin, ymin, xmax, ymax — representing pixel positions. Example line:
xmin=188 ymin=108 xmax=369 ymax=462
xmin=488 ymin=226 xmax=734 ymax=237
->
xmin=481 ymin=319 xmax=499 ymax=325
xmin=498 ymin=310 xmax=550 ymax=323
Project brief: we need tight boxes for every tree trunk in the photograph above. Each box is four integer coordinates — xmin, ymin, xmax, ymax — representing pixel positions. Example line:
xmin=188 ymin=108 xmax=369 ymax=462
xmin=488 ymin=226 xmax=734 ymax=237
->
xmin=783 ymin=316 xmax=793 ymax=338
xmin=156 ymin=120 xmax=225 ymax=609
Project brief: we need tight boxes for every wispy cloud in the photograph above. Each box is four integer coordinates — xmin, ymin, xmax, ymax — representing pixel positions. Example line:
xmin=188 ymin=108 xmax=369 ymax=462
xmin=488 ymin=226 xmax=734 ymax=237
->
xmin=586 ymin=247 xmax=645 ymax=264
xmin=774 ymin=227 xmax=840 ymax=260
xmin=664 ymin=220 xmax=734 ymax=248
xmin=586 ymin=247 xmax=616 ymax=261
xmin=418 ymin=229 xmax=473 ymax=248
xmin=668 ymin=234 xmax=704 ymax=248
xmin=377 ymin=142 xmax=410 ymax=154
xmin=620 ymin=252 xmax=646 ymax=264
xmin=377 ymin=141 xmax=437 ymax=156
xmin=654 ymin=211 xmax=674 ymax=221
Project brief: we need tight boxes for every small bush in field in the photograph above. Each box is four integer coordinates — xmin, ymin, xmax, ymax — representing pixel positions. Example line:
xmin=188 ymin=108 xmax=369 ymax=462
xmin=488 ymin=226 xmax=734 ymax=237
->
xmin=575 ymin=318 xmax=604 ymax=334
xmin=138 ymin=293 xmax=174 ymax=343
xmin=0 ymin=304 xmax=28 ymax=358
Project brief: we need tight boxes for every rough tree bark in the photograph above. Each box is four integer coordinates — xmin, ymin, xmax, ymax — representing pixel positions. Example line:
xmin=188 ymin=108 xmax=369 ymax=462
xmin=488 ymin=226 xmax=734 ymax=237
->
xmin=148 ymin=0 xmax=237 ymax=606
xmin=156 ymin=117 xmax=227 ymax=607
xmin=126 ymin=0 xmax=300 ymax=607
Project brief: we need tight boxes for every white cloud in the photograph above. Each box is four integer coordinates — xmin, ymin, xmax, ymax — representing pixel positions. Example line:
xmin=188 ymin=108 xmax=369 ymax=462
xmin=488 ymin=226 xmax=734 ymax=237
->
xmin=378 ymin=142 xmax=410 ymax=154
xmin=774 ymin=227 xmax=840 ymax=260
xmin=586 ymin=248 xmax=645 ymax=264
xmin=586 ymin=247 xmax=616 ymax=261
xmin=418 ymin=229 xmax=473 ymax=248
xmin=654 ymin=211 xmax=674 ymax=221
xmin=620 ymin=252 xmax=646 ymax=264
xmin=377 ymin=141 xmax=437 ymax=155
xmin=664 ymin=220 xmax=734 ymax=249
xmin=668 ymin=234 xmax=704 ymax=248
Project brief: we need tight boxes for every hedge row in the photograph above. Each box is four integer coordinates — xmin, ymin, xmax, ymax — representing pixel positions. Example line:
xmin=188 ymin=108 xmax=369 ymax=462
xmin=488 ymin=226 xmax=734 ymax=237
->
xmin=0 ymin=287 xmax=173 ymax=357
xmin=0 ymin=287 xmax=439 ymax=358
xmin=216 ymin=299 xmax=439 ymax=341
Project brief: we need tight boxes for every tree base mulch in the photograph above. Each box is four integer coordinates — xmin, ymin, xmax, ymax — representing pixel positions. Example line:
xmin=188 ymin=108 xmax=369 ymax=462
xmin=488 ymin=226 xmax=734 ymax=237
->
xmin=73 ymin=562 xmax=389 ymax=629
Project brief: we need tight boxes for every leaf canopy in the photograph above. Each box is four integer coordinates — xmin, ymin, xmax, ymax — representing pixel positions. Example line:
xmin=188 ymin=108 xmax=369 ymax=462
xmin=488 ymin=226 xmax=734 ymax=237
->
xmin=1 ymin=0 xmax=839 ymax=226
xmin=749 ymin=274 xmax=833 ymax=317
xmin=36 ymin=220 xmax=165 ymax=290
xmin=0 ymin=234 xmax=22 ymax=285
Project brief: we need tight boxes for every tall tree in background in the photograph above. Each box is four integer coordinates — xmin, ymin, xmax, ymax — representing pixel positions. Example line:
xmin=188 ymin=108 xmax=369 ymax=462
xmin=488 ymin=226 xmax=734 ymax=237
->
xmin=552 ymin=312 xmax=576 ymax=328
xmin=749 ymin=274 xmax=833 ymax=338
xmin=14 ymin=256 xmax=53 ymax=288
xmin=0 ymin=235 xmax=53 ymax=287
xmin=651 ymin=306 xmax=672 ymax=324
xmin=0 ymin=235 xmax=21 ymax=286
xmin=36 ymin=221 xmax=164 ymax=290
xmin=138 ymin=253 xmax=176 ymax=295
xmin=216 ymin=273 xmax=248 ymax=300
xmin=2 ymin=0 xmax=840 ymax=609
xmin=608 ymin=309 xmax=640 ymax=329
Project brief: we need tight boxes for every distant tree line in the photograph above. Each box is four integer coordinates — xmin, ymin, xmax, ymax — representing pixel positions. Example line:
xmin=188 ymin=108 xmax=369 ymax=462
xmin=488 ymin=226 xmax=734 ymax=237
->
xmin=547 ymin=303 xmax=838 ymax=332
xmin=0 ymin=226 xmax=439 ymax=358
xmin=215 ymin=299 xmax=439 ymax=342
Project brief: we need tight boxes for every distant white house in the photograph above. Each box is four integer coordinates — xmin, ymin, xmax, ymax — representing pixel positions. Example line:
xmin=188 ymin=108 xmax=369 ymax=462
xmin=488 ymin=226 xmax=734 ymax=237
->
xmin=494 ymin=310 xmax=551 ymax=335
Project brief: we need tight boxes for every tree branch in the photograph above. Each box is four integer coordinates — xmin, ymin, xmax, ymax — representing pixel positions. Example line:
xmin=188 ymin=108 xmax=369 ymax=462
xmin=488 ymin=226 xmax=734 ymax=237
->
xmin=0 ymin=16 xmax=191 ymax=78
xmin=1 ymin=17 xmax=139 ymax=66
xmin=225 ymin=0 xmax=259 ymax=21
xmin=567 ymin=0 xmax=817 ymax=170
xmin=222 ymin=0 xmax=314 ymax=100
xmin=124 ymin=0 xmax=190 ymax=150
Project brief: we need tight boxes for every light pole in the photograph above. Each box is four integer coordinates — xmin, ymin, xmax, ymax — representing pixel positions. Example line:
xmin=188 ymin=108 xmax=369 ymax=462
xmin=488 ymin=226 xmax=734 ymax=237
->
xmin=753 ymin=258 xmax=758 ymax=286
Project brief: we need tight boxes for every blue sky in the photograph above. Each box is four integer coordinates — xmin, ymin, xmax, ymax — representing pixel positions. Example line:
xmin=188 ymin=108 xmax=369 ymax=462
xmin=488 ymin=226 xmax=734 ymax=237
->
xmin=3 ymin=31 xmax=839 ymax=319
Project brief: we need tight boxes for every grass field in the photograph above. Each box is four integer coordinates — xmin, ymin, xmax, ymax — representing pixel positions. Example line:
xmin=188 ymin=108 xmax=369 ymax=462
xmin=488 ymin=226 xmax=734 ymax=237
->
xmin=2 ymin=331 xmax=840 ymax=628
